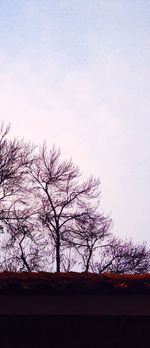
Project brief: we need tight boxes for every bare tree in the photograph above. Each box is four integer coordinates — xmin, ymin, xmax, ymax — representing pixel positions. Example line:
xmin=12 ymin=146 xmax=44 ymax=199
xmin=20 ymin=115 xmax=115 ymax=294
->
xmin=93 ymin=237 xmax=150 ymax=274
xmin=0 ymin=123 xmax=34 ymax=224
xmin=61 ymin=248 xmax=77 ymax=272
xmin=67 ymin=210 xmax=112 ymax=271
xmin=0 ymin=201 xmax=51 ymax=272
xmin=30 ymin=145 xmax=103 ymax=272
xmin=0 ymin=123 xmax=44 ymax=271
xmin=1 ymin=123 xmax=150 ymax=275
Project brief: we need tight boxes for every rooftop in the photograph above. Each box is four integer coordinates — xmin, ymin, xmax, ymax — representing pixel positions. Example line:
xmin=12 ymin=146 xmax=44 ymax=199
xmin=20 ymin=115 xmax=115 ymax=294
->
xmin=0 ymin=271 xmax=150 ymax=295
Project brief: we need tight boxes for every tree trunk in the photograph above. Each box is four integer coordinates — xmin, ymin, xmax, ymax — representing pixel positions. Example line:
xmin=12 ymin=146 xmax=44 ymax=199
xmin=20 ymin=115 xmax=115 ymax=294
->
xmin=85 ymin=249 xmax=92 ymax=272
xmin=21 ymin=253 xmax=31 ymax=272
xmin=56 ymin=227 xmax=60 ymax=272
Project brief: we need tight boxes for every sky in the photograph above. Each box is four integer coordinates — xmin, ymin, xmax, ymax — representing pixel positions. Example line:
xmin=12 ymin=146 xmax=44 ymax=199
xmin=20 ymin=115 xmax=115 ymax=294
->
xmin=0 ymin=0 xmax=150 ymax=245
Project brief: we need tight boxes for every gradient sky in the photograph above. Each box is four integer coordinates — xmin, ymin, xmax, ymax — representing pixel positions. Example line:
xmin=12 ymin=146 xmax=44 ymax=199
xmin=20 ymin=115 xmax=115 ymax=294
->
xmin=0 ymin=0 xmax=150 ymax=244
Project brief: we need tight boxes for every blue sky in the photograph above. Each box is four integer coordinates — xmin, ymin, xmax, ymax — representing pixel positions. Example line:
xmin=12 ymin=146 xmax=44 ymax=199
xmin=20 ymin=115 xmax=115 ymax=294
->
xmin=0 ymin=0 xmax=150 ymax=244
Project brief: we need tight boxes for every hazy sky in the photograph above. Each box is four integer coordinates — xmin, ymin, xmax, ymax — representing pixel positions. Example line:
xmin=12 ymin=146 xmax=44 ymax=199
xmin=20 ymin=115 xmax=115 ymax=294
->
xmin=0 ymin=0 xmax=150 ymax=244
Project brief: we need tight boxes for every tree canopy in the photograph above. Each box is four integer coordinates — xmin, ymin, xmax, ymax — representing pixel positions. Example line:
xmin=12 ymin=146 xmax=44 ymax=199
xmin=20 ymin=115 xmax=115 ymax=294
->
xmin=0 ymin=123 xmax=150 ymax=274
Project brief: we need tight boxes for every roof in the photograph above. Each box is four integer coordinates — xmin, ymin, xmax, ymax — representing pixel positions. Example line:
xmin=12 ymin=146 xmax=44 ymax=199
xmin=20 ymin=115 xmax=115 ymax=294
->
xmin=0 ymin=271 xmax=150 ymax=295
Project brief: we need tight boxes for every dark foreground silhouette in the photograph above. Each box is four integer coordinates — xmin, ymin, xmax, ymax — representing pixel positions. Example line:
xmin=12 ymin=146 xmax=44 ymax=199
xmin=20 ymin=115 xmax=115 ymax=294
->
xmin=0 ymin=272 xmax=150 ymax=347
xmin=0 ymin=315 xmax=150 ymax=348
